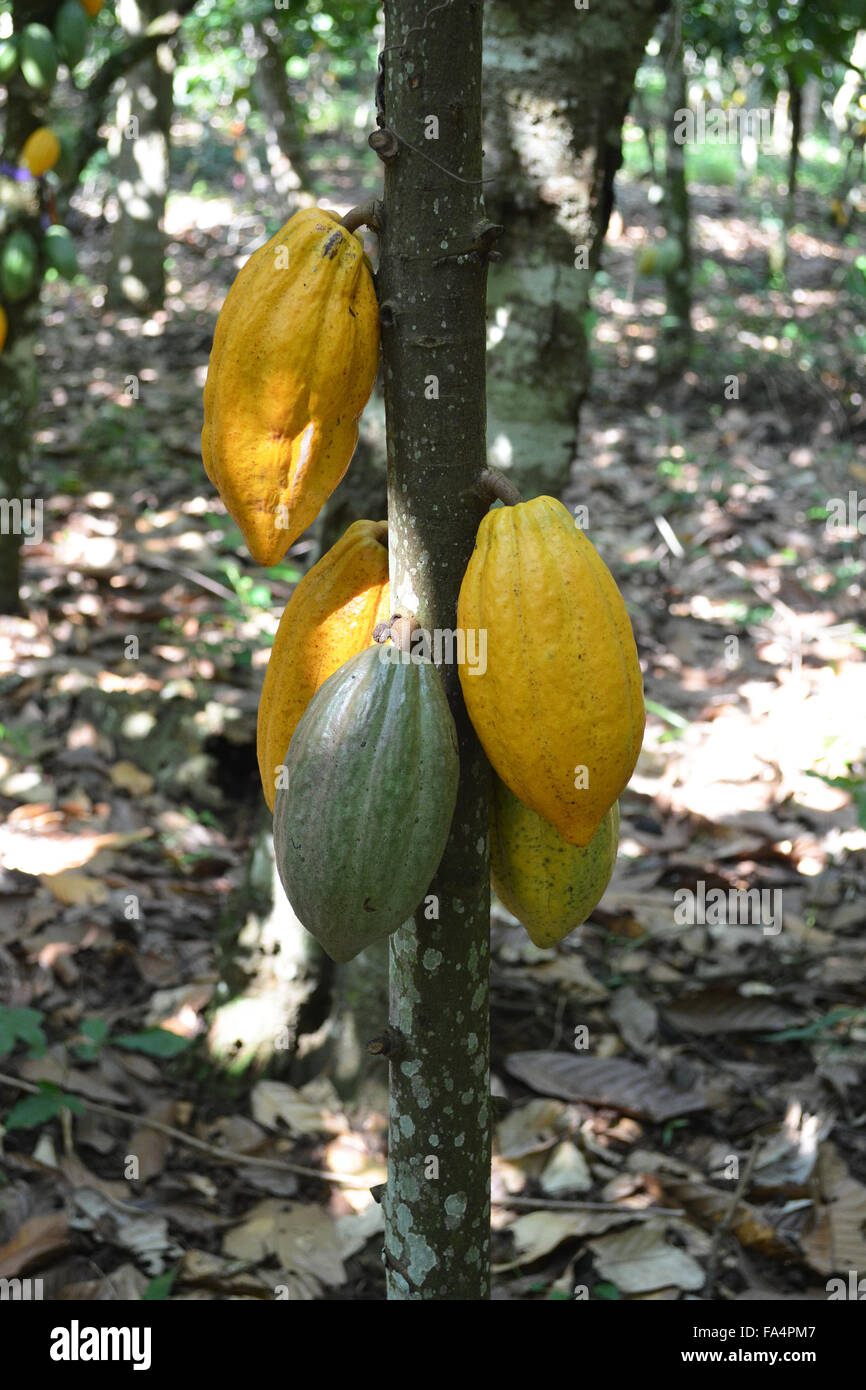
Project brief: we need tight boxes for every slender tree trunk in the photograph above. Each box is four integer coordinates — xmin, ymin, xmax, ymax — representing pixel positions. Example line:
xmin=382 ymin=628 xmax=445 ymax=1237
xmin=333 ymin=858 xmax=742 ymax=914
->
xmin=254 ymin=18 xmax=316 ymax=198
xmin=785 ymin=64 xmax=803 ymax=227
xmin=376 ymin=0 xmax=491 ymax=1301
xmin=0 ymin=0 xmax=55 ymax=612
xmin=106 ymin=0 xmax=174 ymax=309
xmin=661 ymin=1 xmax=691 ymax=368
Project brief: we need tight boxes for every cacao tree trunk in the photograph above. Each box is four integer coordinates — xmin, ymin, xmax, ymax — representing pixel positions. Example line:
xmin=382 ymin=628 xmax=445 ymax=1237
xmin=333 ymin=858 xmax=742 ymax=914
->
xmin=376 ymin=0 xmax=491 ymax=1301
xmin=483 ymin=0 xmax=669 ymax=496
xmin=106 ymin=0 xmax=174 ymax=309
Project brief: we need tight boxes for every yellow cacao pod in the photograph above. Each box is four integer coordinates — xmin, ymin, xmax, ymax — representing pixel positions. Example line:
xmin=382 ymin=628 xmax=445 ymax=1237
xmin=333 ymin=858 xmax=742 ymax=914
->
xmin=457 ymin=495 xmax=644 ymax=845
xmin=257 ymin=518 xmax=390 ymax=810
xmin=491 ymin=776 xmax=619 ymax=948
xmin=0 ymin=305 xmax=7 ymax=355
xmin=201 ymin=208 xmax=380 ymax=567
xmin=20 ymin=127 xmax=61 ymax=176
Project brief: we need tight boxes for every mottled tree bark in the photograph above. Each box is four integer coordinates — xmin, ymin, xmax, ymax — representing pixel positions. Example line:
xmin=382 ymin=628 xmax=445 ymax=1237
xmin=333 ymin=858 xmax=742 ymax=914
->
xmin=106 ymin=0 xmax=174 ymax=309
xmin=483 ymin=0 xmax=668 ymax=495
xmin=376 ymin=0 xmax=491 ymax=1301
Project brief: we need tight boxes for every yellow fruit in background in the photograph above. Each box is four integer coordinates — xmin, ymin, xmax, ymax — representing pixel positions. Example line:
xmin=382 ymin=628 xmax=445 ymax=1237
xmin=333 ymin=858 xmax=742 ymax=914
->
xmin=201 ymin=207 xmax=380 ymax=567
xmin=257 ymin=519 xmax=390 ymax=810
xmin=491 ymin=778 xmax=620 ymax=948
xmin=77 ymin=0 xmax=105 ymax=15
xmin=20 ymin=127 xmax=61 ymax=176
xmin=457 ymin=495 xmax=645 ymax=846
xmin=0 ymin=305 xmax=8 ymax=355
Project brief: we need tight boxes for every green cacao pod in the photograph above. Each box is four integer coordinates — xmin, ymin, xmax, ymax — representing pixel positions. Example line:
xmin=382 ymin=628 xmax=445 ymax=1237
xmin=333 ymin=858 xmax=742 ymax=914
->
xmin=54 ymin=0 xmax=91 ymax=67
xmin=19 ymin=25 xmax=58 ymax=90
xmin=1 ymin=231 xmax=40 ymax=303
xmin=42 ymin=224 xmax=78 ymax=279
xmin=273 ymin=644 xmax=459 ymax=962
xmin=0 ymin=37 xmax=19 ymax=80
xmin=491 ymin=777 xmax=619 ymax=948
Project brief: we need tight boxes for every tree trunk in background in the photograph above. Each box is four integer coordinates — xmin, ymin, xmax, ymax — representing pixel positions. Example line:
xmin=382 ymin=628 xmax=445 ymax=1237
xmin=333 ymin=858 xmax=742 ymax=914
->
xmin=319 ymin=0 xmax=666 ymax=547
xmin=255 ymin=18 xmax=316 ymax=199
xmin=378 ymin=0 xmax=491 ymax=1301
xmin=106 ymin=0 xmax=174 ymax=309
xmin=483 ymin=0 xmax=669 ymax=497
xmin=0 ymin=0 xmax=54 ymax=613
xmin=784 ymin=64 xmax=803 ymax=227
xmin=660 ymin=1 xmax=691 ymax=369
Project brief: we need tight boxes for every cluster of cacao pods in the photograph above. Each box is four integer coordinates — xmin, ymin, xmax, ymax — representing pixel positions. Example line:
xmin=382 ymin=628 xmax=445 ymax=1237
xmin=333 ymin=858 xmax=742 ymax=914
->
xmin=457 ymin=494 xmax=644 ymax=947
xmin=0 ymin=0 xmax=97 ymax=354
xmin=202 ymin=207 xmax=644 ymax=961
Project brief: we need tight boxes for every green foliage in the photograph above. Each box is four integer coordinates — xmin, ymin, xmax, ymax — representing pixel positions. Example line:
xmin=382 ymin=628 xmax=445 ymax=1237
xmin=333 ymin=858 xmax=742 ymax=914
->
xmin=0 ymin=1005 xmax=47 ymax=1058
xmin=143 ymin=1268 xmax=179 ymax=1300
xmin=5 ymin=1082 xmax=84 ymax=1130
xmin=112 ymin=1029 xmax=194 ymax=1058
xmin=54 ymin=0 xmax=91 ymax=70
xmin=19 ymin=22 xmax=58 ymax=91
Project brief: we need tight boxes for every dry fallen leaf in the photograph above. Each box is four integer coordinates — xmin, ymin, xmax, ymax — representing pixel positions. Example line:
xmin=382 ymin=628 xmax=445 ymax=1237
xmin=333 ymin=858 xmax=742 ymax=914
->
xmin=587 ymin=1218 xmax=705 ymax=1293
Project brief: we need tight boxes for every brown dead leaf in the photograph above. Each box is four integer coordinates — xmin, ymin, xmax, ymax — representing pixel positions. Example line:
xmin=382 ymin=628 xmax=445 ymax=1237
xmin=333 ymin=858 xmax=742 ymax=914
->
xmin=39 ymin=871 xmax=109 ymax=906
xmin=109 ymin=761 xmax=155 ymax=796
xmin=0 ymin=1212 xmax=71 ymax=1277
xmin=665 ymin=987 xmax=802 ymax=1035
xmin=506 ymin=1051 xmax=708 ymax=1122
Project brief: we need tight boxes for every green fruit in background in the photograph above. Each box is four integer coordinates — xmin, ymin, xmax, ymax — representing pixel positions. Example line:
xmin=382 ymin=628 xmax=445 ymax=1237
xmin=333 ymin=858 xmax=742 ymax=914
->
xmin=43 ymin=225 xmax=78 ymax=279
xmin=0 ymin=37 xmax=19 ymax=80
xmin=490 ymin=777 xmax=620 ymax=948
xmin=19 ymin=24 xmax=58 ymax=90
xmin=54 ymin=0 xmax=90 ymax=68
xmin=1 ymin=230 xmax=40 ymax=302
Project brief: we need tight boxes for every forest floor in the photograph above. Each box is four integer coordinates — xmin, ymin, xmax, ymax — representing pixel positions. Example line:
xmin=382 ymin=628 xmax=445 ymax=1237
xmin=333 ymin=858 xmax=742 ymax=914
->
xmin=0 ymin=151 xmax=864 ymax=1302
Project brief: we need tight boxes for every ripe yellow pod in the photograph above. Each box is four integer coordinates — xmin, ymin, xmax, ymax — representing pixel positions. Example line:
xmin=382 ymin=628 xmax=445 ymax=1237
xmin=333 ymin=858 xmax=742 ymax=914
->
xmin=257 ymin=519 xmax=390 ymax=810
xmin=201 ymin=208 xmax=380 ymax=567
xmin=20 ymin=127 xmax=61 ymax=176
xmin=457 ymin=495 xmax=644 ymax=845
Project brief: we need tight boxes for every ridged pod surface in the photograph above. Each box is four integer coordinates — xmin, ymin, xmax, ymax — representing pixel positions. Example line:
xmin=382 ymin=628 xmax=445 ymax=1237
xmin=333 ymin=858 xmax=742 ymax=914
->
xmin=491 ymin=776 xmax=619 ymax=948
xmin=257 ymin=518 xmax=391 ymax=811
xmin=273 ymin=645 xmax=460 ymax=962
xmin=457 ymin=495 xmax=644 ymax=845
xmin=201 ymin=208 xmax=380 ymax=567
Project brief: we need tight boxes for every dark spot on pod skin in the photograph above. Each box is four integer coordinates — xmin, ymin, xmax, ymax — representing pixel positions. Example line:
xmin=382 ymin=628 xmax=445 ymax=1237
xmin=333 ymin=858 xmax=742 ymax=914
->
xmin=322 ymin=231 xmax=343 ymax=259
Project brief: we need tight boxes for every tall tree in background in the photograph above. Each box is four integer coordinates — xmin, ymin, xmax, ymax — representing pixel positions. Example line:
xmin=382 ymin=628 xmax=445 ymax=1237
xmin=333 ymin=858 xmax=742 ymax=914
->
xmin=106 ymin=0 xmax=174 ymax=308
xmin=661 ymin=0 xmax=691 ymax=367
xmin=483 ymin=0 xmax=669 ymax=497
